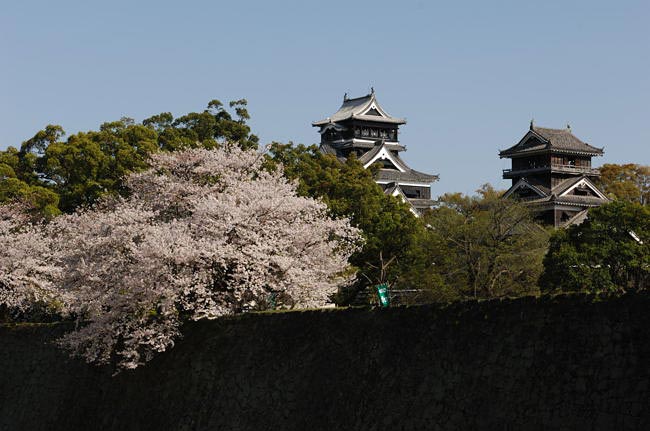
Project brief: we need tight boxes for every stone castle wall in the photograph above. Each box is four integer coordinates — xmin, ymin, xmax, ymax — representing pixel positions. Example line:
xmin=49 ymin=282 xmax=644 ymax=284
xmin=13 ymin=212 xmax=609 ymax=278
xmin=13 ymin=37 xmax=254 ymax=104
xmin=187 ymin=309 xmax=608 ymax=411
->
xmin=1 ymin=293 xmax=649 ymax=430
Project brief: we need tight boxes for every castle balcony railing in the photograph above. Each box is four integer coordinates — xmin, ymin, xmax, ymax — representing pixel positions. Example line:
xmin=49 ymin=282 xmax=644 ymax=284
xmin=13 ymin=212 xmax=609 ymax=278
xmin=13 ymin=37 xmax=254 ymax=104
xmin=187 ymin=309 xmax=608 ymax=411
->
xmin=502 ymin=164 xmax=600 ymax=178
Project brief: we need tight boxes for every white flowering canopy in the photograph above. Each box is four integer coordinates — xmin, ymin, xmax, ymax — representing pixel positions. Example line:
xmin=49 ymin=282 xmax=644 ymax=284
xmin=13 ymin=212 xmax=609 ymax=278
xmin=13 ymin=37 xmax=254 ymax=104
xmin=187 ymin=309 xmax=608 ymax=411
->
xmin=0 ymin=146 xmax=360 ymax=369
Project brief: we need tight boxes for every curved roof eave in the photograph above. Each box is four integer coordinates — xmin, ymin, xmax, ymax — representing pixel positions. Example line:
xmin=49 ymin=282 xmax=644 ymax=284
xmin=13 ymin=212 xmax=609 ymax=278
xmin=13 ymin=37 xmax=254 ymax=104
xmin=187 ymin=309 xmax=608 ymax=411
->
xmin=313 ymin=91 xmax=405 ymax=126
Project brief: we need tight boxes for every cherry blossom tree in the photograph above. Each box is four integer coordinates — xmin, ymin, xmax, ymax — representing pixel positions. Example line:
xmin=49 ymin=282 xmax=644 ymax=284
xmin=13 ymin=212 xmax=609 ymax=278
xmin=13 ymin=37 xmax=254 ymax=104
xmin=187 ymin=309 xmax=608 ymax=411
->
xmin=0 ymin=203 xmax=64 ymax=321
xmin=1 ymin=146 xmax=360 ymax=369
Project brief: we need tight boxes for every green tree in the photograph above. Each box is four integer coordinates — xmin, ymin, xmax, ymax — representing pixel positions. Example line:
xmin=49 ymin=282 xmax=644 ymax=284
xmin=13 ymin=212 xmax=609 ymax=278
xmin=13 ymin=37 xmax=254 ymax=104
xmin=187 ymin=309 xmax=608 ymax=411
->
xmin=597 ymin=163 xmax=650 ymax=205
xmin=422 ymin=185 xmax=549 ymax=299
xmin=266 ymin=143 xmax=438 ymax=304
xmin=0 ymin=131 xmax=61 ymax=218
xmin=144 ymin=99 xmax=259 ymax=151
xmin=0 ymin=99 xmax=258 ymax=215
xmin=0 ymin=179 xmax=60 ymax=219
xmin=25 ymin=118 xmax=158 ymax=212
xmin=540 ymin=201 xmax=650 ymax=293
xmin=0 ymin=149 xmax=19 ymax=185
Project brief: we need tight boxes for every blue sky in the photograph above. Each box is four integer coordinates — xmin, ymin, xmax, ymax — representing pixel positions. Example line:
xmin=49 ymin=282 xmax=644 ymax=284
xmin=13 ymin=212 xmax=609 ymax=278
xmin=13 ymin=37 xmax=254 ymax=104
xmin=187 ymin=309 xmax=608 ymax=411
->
xmin=1 ymin=0 xmax=648 ymax=195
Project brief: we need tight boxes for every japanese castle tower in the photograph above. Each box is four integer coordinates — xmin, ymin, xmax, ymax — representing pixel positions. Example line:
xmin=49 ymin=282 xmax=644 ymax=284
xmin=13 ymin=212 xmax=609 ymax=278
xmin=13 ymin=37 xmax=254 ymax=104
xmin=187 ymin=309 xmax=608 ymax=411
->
xmin=500 ymin=122 xmax=609 ymax=227
xmin=313 ymin=89 xmax=438 ymax=213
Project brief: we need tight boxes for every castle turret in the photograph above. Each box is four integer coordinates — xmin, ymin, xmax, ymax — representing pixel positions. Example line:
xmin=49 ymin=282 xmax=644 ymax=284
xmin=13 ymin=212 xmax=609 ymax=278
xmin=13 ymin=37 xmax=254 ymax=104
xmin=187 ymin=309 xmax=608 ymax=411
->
xmin=500 ymin=122 xmax=609 ymax=227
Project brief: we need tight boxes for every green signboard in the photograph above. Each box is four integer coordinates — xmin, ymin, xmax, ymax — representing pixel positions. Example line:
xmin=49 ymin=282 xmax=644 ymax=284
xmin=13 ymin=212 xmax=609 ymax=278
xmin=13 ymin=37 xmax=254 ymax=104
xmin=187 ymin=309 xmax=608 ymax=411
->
xmin=375 ymin=283 xmax=390 ymax=308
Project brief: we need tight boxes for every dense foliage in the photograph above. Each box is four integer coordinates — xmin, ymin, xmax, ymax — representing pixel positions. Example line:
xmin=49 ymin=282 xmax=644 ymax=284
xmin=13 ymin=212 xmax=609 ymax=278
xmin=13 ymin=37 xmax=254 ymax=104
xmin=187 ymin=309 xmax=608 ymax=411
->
xmin=3 ymin=98 xmax=646 ymax=335
xmin=266 ymin=144 xmax=549 ymax=303
xmin=540 ymin=201 xmax=649 ymax=293
xmin=0 ymin=147 xmax=360 ymax=369
xmin=597 ymin=163 xmax=649 ymax=205
xmin=421 ymin=185 xmax=549 ymax=299
xmin=0 ymin=100 xmax=258 ymax=215
xmin=0 ymin=202 xmax=66 ymax=321
xmin=266 ymin=143 xmax=426 ymax=303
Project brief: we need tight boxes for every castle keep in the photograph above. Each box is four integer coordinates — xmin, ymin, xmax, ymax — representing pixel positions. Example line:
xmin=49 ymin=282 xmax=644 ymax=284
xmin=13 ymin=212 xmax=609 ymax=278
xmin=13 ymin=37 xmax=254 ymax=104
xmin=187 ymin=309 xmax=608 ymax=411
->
xmin=313 ymin=90 xmax=438 ymax=214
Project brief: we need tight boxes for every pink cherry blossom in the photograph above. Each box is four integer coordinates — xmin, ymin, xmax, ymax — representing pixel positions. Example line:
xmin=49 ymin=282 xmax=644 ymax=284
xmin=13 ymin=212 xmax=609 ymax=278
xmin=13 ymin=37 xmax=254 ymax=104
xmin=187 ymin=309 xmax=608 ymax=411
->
xmin=2 ymin=146 xmax=361 ymax=369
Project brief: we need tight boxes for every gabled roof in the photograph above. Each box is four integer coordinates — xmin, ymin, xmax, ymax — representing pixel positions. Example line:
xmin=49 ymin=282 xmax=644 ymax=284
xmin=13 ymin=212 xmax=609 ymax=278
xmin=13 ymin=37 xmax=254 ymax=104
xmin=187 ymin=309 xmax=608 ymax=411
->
xmin=312 ymin=90 xmax=406 ymax=126
xmin=356 ymin=141 xmax=438 ymax=183
xmin=383 ymin=182 xmax=434 ymax=216
xmin=503 ymin=175 xmax=610 ymax=206
xmin=524 ymin=177 xmax=551 ymax=195
xmin=319 ymin=141 xmax=438 ymax=183
xmin=554 ymin=176 xmax=609 ymax=200
xmin=358 ymin=143 xmax=408 ymax=171
xmin=503 ymin=178 xmax=548 ymax=199
xmin=552 ymin=176 xmax=585 ymax=195
xmin=500 ymin=123 xmax=604 ymax=157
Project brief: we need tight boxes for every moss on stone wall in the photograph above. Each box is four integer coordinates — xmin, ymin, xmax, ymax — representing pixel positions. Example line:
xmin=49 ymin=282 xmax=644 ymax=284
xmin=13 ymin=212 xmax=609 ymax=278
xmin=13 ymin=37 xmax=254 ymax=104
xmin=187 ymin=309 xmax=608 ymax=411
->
xmin=1 ymin=293 xmax=649 ymax=430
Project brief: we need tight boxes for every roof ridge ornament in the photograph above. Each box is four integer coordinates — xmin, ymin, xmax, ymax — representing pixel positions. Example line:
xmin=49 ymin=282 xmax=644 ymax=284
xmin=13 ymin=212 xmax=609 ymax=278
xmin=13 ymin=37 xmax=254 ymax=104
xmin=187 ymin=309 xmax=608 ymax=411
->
xmin=566 ymin=123 xmax=571 ymax=131
xmin=370 ymin=86 xmax=375 ymax=95
xmin=343 ymin=92 xmax=349 ymax=102
xmin=530 ymin=118 xmax=535 ymax=130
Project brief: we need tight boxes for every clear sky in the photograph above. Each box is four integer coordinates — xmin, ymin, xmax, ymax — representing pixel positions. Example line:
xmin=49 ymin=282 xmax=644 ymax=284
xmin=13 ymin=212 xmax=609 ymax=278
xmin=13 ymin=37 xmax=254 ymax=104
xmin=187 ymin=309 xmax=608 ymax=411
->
xmin=1 ymin=0 xmax=648 ymax=195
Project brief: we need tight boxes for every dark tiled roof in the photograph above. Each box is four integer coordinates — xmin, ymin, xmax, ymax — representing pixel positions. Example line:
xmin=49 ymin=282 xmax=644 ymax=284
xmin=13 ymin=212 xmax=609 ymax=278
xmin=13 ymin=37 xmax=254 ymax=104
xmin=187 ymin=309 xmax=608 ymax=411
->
xmin=320 ymin=141 xmax=437 ymax=183
xmin=552 ymin=176 xmax=610 ymax=201
xmin=313 ymin=91 xmax=406 ymax=126
xmin=350 ymin=114 xmax=405 ymax=124
xmin=408 ymin=198 xmax=436 ymax=208
xmin=533 ymin=126 xmax=603 ymax=153
xmin=523 ymin=177 xmax=551 ymax=196
xmin=503 ymin=178 xmax=548 ymax=199
xmin=523 ymin=194 xmax=607 ymax=207
xmin=319 ymin=142 xmax=337 ymax=156
xmin=358 ymin=145 xmax=411 ymax=170
xmin=505 ymin=175 xmax=609 ymax=206
xmin=383 ymin=184 xmax=399 ymax=195
xmin=383 ymin=183 xmax=433 ymax=212
xmin=551 ymin=195 xmax=609 ymax=206
xmin=318 ymin=143 xmax=346 ymax=162
xmin=357 ymin=144 xmax=385 ymax=165
xmin=376 ymin=168 xmax=439 ymax=183
xmin=500 ymin=124 xmax=604 ymax=157
xmin=551 ymin=176 xmax=585 ymax=195
xmin=561 ymin=209 xmax=589 ymax=227
xmin=346 ymin=140 xmax=377 ymax=149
